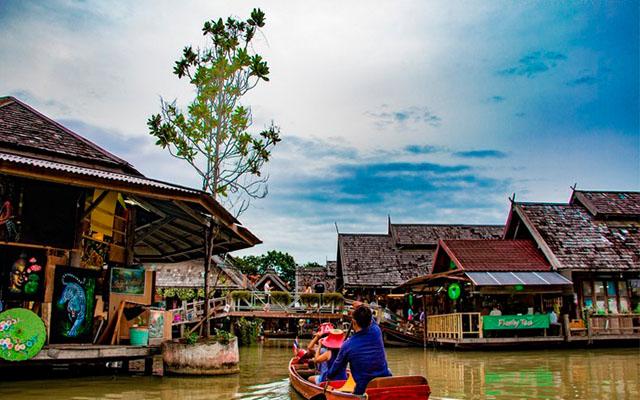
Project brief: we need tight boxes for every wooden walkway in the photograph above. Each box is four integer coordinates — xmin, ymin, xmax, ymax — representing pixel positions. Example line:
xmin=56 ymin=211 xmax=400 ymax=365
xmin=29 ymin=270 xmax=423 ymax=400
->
xmin=170 ymin=291 xmax=347 ymax=326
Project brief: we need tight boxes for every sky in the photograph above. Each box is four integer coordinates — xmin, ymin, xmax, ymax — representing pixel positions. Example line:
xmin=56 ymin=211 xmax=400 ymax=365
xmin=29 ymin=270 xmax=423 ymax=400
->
xmin=0 ymin=1 xmax=638 ymax=263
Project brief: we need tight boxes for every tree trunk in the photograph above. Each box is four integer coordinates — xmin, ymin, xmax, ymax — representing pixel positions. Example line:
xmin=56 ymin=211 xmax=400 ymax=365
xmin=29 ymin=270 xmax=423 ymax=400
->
xmin=203 ymin=223 xmax=212 ymax=338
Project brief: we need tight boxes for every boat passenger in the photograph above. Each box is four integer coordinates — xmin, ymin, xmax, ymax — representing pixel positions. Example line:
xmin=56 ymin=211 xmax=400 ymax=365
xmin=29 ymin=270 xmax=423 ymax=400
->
xmin=327 ymin=305 xmax=392 ymax=395
xmin=308 ymin=329 xmax=347 ymax=384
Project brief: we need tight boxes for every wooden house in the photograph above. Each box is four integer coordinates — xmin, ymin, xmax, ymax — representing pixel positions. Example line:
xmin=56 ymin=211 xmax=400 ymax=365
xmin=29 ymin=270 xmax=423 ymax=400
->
xmin=503 ymin=190 xmax=640 ymax=318
xmin=295 ymin=261 xmax=336 ymax=293
xmin=0 ymin=96 xmax=259 ymax=363
xmin=335 ymin=220 xmax=503 ymax=298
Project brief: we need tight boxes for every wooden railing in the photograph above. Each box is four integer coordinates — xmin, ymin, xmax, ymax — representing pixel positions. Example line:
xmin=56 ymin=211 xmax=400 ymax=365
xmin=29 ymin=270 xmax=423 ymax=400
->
xmin=169 ymin=291 xmax=344 ymax=326
xmin=427 ymin=312 xmax=482 ymax=340
xmin=588 ymin=314 xmax=640 ymax=336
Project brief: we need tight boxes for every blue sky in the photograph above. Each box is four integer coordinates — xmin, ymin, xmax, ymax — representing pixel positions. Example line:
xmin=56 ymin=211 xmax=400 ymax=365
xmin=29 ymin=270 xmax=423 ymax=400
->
xmin=0 ymin=1 xmax=638 ymax=262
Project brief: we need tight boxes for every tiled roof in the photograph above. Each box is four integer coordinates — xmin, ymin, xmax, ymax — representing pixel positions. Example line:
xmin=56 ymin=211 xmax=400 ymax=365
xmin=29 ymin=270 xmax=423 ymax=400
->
xmin=295 ymin=262 xmax=337 ymax=293
xmin=0 ymin=96 xmax=138 ymax=174
xmin=571 ymin=190 xmax=640 ymax=218
xmin=390 ymin=224 xmax=504 ymax=247
xmin=439 ymin=239 xmax=550 ymax=272
xmin=516 ymin=203 xmax=640 ymax=271
xmin=338 ymin=234 xmax=437 ymax=288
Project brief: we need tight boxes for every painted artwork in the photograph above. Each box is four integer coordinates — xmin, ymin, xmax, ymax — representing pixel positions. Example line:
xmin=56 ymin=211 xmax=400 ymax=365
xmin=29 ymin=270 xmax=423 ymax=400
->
xmin=110 ymin=267 xmax=145 ymax=295
xmin=1 ymin=246 xmax=46 ymax=301
xmin=148 ymin=309 xmax=165 ymax=339
xmin=51 ymin=266 xmax=97 ymax=343
xmin=0 ymin=176 xmax=20 ymax=243
xmin=80 ymin=238 xmax=109 ymax=270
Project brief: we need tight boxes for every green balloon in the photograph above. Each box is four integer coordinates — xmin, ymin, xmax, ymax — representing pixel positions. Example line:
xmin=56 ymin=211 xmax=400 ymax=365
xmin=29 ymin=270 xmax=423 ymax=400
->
xmin=448 ymin=283 xmax=461 ymax=300
xmin=0 ymin=308 xmax=47 ymax=361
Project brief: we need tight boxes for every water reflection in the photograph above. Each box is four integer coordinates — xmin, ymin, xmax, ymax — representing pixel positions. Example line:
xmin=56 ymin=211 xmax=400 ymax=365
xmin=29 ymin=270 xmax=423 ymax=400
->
xmin=0 ymin=345 xmax=637 ymax=399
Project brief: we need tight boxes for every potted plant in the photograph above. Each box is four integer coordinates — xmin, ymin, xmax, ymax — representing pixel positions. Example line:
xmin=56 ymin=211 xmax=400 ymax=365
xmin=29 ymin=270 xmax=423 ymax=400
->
xmin=130 ymin=315 xmax=149 ymax=346
xmin=300 ymin=293 xmax=320 ymax=308
xmin=323 ymin=292 xmax=345 ymax=310
xmin=271 ymin=291 xmax=292 ymax=307
xmin=162 ymin=328 xmax=240 ymax=375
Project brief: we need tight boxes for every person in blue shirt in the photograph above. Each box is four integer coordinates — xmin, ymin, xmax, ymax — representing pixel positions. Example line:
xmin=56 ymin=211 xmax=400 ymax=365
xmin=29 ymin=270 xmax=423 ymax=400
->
xmin=327 ymin=305 xmax=392 ymax=395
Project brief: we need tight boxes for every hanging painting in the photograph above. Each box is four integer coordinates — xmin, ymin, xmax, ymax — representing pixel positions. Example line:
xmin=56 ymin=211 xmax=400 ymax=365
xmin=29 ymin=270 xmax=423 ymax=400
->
xmin=50 ymin=266 xmax=98 ymax=343
xmin=80 ymin=238 xmax=110 ymax=270
xmin=0 ymin=175 xmax=20 ymax=243
xmin=1 ymin=245 xmax=46 ymax=301
xmin=110 ymin=267 xmax=145 ymax=295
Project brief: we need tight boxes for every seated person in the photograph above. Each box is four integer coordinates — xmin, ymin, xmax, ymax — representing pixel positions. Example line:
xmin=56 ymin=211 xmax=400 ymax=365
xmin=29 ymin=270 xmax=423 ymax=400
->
xmin=309 ymin=329 xmax=347 ymax=384
xmin=327 ymin=305 xmax=392 ymax=395
xmin=548 ymin=307 xmax=561 ymax=335
xmin=295 ymin=323 xmax=334 ymax=362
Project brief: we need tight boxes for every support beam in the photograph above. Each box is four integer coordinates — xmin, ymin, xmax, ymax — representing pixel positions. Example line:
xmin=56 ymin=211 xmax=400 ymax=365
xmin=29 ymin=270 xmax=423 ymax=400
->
xmin=173 ymin=200 xmax=208 ymax=226
xmin=81 ymin=190 xmax=110 ymax=219
xmin=134 ymin=216 xmax=176 ymax=244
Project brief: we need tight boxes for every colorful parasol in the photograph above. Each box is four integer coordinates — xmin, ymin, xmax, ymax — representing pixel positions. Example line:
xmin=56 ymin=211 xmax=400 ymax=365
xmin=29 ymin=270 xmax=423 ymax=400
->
xmin=0 ymin=308 xmax=47 ymax=361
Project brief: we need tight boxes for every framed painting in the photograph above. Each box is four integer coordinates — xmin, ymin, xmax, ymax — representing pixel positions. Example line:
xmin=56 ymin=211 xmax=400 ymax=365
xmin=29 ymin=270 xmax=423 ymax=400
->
xmin=1 ymin=245 xmax=47 ymax=301
xmin=80 ymin=238 xmax=109 ymax=270
xmin=50 ymin=266 xmax=98 ymax=343
xmin=110 ymin=267 xmax=146 ymax=295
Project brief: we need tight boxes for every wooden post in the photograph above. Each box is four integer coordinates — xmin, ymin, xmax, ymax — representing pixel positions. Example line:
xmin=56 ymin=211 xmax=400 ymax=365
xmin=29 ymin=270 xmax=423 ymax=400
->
xmin=422 ymin=295 xmax=427 ymax=348
xmin=563 ymin=314 xmax=570 ymax=341
xmin=144 ymin=357 xmax=153 ymax=375
xmin=587 ymin=315 xmax=593 ymax=345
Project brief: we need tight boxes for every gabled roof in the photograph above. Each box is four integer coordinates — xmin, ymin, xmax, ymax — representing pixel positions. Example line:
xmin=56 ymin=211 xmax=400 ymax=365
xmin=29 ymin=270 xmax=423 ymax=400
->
xmin=254 ymin=270 xmax=289 ymax=292
xmin=510 ymin=202 xmax=640 ymax=271
xmin=0 ymin=96 xmax=139 ymax=174
xmin=571 ymin=190 xmax=640 ymax=219
xmin=434 ymin=239 xmax=550 ymax=273
xmin=389 ymin=223 xmax=504 ymax=247
xmin=337 ymin=233 xmax=436 ymax=288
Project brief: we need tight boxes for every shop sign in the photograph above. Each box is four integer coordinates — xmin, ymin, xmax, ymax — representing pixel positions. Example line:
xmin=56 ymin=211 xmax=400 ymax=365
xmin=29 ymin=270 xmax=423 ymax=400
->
xmin=483 ymin=314 xmax=550 ymax=330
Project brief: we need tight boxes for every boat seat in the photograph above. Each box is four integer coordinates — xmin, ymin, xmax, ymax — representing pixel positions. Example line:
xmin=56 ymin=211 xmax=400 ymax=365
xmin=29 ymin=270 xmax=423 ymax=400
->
xmin=366 ymin=376 xmax=428 ymax=389
xmin=336 ymin=374 xmax=356 ymax=393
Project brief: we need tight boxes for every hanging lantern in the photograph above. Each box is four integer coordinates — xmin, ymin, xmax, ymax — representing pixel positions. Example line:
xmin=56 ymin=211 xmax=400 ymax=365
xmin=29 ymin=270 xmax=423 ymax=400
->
xmin=448 ymin=283 xmax=462 ymax=300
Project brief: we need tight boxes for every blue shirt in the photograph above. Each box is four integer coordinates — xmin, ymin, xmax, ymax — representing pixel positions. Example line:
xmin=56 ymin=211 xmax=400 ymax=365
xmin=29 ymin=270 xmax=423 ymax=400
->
xmin=318 ymin=347 xmax=347 ymax=383
xmin=327 ymin=322 xmax=392 ymax=394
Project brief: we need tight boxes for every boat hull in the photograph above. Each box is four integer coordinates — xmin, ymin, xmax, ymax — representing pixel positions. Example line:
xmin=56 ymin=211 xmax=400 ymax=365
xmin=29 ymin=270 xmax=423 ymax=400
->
xmin=288 ymin=358 xmax=431 ymax=400
xmin=381 ymin=326 xmax=425 ymax=347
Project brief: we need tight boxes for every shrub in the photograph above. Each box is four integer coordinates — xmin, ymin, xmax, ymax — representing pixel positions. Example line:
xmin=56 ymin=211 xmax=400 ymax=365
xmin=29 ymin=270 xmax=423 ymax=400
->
xmin=185 ymin=332 xmax=199 ymax=345
xmin=163 ymin=287 xmax=176 ymax=298
xmin=177 ymin=288 xmax=196 ymax=301
xmin=322 ymin=292 xmax=344 ymax=306
xmin=300 ymin=293 xmax=320 ymax=306
xmin=231 ymin=290 xmax=251 ymax=302
xmin=271 ymin=291 xmax=292 ymax=305
xmin=213 ymin=328 xmax=234 ymax=345
xmin=155 ymin=287 xmax=164 ymax=297
xmin=236 ymin=317 xmax=263 ymax=346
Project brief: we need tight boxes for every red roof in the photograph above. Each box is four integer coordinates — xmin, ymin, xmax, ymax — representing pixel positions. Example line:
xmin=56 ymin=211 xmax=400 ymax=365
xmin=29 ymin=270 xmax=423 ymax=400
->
xmin=438 ymin=239 xmax=551 ymax=272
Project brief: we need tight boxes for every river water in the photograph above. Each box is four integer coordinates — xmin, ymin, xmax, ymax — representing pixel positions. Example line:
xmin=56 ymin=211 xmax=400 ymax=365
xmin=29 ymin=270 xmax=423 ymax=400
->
xmin=0 ymin=345 xmax=638 ymax=399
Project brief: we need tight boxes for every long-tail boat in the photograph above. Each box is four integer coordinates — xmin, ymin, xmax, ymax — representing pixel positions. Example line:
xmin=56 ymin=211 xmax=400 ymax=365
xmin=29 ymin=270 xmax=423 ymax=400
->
xmin=288 ymin=358 xmax=431 ymax=400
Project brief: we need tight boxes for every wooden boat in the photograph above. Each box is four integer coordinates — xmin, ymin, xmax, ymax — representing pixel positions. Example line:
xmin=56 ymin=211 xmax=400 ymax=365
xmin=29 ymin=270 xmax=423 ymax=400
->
xmin=381 ymin=325 xmax=425 ymax=347
xmin=288 ymin=358 xmax=430 ymax=400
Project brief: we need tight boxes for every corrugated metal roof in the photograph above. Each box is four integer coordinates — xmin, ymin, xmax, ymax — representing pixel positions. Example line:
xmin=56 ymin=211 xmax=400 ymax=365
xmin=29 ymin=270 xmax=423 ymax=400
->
xmin=0 ymin=151 xmax=199 ymax=194
xmin=466 ymin=271 xmax=572 ymax=286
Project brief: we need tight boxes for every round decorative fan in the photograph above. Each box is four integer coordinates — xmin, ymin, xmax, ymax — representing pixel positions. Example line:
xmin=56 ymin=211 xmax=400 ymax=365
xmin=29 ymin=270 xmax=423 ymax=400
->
xmin=0 ymin=308 xmax=47 ymax=361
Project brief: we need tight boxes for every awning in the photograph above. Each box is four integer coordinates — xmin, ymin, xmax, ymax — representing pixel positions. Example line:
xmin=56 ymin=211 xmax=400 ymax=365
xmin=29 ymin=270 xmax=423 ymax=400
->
xmin=465 ymin=271 xmax=572 ymax=286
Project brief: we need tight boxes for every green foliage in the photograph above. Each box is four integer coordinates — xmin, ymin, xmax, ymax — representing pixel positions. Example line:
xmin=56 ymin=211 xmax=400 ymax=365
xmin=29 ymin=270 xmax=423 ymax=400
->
xmin=300 ymin=293 xmax=320 ymax=306
xmin=236 ymin=317 xmax=262 ymax=346
xmin=301 ymin=262 xmax=323 ymax=268
xmin=148 ymin=8 xmax=280 ymax=215
xmin=231 ymin=290 xmax=251 ymax=302
xmin=213 ymin=328 xmax=233 ymax=345
xmin=270 ymin=291 xmax=292 ymax=305
xmin=176 ymin=288 xmax=196 ymax=301
xmin=162 ymin=287 xmax=176 ymax=298
xmin=235 ymin=250 xmax=296 ymax=285
xmin=156 ymin=287 xmax=164 ymax=296
xmin=185 ymin=331 xmax=199 ymax=345
xmin=322 ymin=292 xmax=344 ymax=306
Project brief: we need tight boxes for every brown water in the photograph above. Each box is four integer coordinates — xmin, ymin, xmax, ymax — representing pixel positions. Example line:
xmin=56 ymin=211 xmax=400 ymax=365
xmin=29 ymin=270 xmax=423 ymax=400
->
xmin=0 ymin=345 xmax=638 ymax=399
